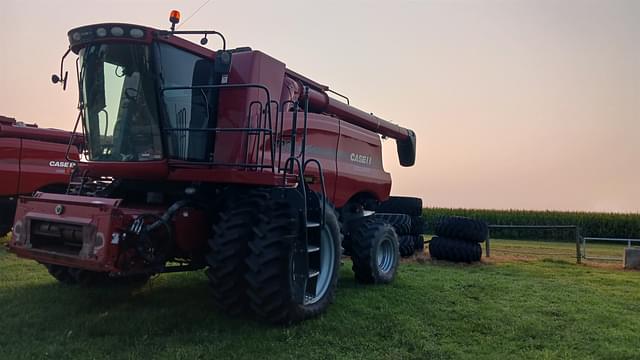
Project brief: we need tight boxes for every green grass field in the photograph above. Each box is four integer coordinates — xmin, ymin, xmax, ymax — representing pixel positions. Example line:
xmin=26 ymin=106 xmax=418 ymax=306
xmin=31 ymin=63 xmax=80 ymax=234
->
xmin=1 ymin=235 xmax=639 ymax=360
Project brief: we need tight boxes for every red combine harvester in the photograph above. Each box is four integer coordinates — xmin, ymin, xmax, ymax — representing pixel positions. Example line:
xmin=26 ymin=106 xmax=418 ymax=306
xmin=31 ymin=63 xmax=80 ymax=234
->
xmin=0 ymin=115 xmax=81 ymax=236
xmin=8 ymin=12 xmax=421 ymax=324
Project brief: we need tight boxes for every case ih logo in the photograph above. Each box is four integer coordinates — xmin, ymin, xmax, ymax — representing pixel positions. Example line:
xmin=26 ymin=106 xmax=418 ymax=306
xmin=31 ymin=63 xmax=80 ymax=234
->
xmin=350 ymin=153 xmax=372 ymax=166
xmin=49 ymin=161 xmax=76 ymax=169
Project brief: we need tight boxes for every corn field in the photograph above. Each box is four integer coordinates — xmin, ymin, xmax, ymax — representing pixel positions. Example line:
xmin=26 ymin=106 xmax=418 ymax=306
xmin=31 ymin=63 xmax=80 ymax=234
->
xmin=422 ymin=208 xmax=640 ymax=241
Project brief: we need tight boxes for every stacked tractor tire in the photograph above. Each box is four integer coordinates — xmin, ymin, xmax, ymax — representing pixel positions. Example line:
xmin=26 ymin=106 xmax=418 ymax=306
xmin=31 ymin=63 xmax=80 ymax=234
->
xmin=429 ymin=216 xmax=488 ymax=263
xmin=372 ymin=197 xmax=426 ymax=258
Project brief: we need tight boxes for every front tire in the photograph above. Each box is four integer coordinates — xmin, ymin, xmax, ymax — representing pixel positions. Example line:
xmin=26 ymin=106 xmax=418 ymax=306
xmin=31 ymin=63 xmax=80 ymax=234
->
xmin=43 ymin=264 xmax=150 ymax=287
xmin=245 ymin=196 xmax=341 ymax=324
xmin=205 ymin=191 xmax=268 ymax=316
xmin=44 ymin=264 xmax=77 ymax=285
xmin=0 ymin=225 xmax=10 ymax=237
xmin=351 ymin=218 xmax=400 ymax=284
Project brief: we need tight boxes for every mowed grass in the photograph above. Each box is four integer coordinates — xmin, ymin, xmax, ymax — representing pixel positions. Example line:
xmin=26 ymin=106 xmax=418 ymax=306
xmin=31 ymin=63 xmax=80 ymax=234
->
xmin=1 ymin=234 xmax=640 ymax=360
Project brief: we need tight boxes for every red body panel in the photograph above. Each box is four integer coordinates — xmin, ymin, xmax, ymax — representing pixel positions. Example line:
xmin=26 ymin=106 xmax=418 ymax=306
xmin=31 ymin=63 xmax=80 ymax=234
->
xmin=335 ymin=122 xmax=392 ymax=206
xmin=10 ymin=193 xmax=161 ymax=272
xmin=0 ymin=116 xmax=80 ymax=198
xmin=213 ymin=51 xmax=287 ymax=166
xmin=0 ymin=138 xmax=20 ymax=196
xmin=277 ymin=113 xmax=390 ymax=207
xmin=18 ymin=139 xmax=78 ymax=193
xmin=0 ymin=115 xmax=83 ymax=146
xmin=9 ymin=193 xmax=212 ymax=271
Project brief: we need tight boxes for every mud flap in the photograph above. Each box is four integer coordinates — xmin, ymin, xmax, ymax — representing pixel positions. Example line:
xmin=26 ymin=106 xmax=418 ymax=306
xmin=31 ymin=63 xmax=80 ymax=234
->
xmin=269 ymin=187 xmax=308 ymax=304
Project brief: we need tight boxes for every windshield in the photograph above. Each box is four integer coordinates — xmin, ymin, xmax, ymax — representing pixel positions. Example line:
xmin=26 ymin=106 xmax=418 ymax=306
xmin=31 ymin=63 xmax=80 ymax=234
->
xmin=80 ymin=43 xmax=162 ymax=161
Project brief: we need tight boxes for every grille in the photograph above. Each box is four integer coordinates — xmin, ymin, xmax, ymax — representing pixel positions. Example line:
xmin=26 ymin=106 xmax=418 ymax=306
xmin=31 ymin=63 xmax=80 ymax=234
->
xmin=30 ymin=220 xmax=84 ymax=255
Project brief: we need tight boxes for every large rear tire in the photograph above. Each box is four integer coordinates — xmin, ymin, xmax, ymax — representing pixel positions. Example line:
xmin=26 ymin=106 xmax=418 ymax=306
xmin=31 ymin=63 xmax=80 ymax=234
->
xmin=434 ymin=216 xmax=489 ymax=243
xmin=410 ymin=215 xmax=426 ymax=235
xmin=373 ymin=213 xmax=412 ymax=236
xmin=205 ymin=191 xmax=267 ymax=316
xmin=398 ymin=235 xmax=418 ymax=258
xmin=351 ymin=218 xmax=400 ymax=284
xmin=376 ymin=196 xmax=423 ymax=216
xmin=245 ymin=197 xmax=341 ymax=324
xmin=0 ymin=198 xmax=16 ymax=237
xmin=429 ymin=236 xmax=482 ymax=263
xmin=414 ymin=235 xmax=425 ymax=252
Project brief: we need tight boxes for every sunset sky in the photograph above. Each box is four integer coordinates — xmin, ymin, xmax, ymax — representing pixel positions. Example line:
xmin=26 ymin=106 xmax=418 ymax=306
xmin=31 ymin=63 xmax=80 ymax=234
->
xmin=1 ymin=0 xmax=638 ymax=212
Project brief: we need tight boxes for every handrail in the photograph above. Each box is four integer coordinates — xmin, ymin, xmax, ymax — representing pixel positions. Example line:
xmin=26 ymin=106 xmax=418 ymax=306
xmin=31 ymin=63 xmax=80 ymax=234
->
xmin=303 ymin=159 xmax=327 ymax=226
xmin=161 ymin=83 xmax=274 ymax=172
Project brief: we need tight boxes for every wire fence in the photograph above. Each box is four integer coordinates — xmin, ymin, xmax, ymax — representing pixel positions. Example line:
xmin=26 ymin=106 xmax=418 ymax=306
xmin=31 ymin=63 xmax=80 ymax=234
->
xmin=485 ymin=225 xmax=639 ymax=264
xmin=486 ymin=225 xmax=581 ymax=262
xmin=581 ymin=237 xmax=640 ymax=262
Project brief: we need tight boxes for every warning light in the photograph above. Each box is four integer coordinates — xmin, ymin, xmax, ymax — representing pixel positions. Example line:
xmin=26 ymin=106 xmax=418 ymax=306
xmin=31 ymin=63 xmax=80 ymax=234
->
xmin=169 ymin=10 xmax=181 ymax=31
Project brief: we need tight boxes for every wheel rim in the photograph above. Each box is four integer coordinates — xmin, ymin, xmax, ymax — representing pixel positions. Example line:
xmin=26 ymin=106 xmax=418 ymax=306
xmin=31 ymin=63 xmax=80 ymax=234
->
xmin=377 ymin=237 xmax=395 ymax=274
xmin=305 ymin=226 xmax=336 ymax=305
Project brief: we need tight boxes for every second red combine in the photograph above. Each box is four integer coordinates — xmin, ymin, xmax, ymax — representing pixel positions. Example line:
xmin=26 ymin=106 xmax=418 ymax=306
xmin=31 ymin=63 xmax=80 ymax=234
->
xmin=8 ymin=11 xmax=420 ymax=324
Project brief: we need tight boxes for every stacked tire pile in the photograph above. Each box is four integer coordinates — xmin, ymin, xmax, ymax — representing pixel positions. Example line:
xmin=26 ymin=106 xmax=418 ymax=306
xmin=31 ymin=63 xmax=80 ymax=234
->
xmin=374 ymin=197 xmax=426 ymax=258
xmin=429 ymin=216 xmax=488 ymax=263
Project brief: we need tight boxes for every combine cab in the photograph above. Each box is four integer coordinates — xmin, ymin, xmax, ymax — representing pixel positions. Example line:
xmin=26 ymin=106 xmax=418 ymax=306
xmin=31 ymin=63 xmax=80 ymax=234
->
xmin=8 ymin=12 xmax=420 ymax=324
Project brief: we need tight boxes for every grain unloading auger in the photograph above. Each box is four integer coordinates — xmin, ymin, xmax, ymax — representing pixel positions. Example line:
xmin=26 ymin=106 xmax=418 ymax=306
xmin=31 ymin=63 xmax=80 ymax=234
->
xmin=8 ymin=11 xmax=422 ymax=324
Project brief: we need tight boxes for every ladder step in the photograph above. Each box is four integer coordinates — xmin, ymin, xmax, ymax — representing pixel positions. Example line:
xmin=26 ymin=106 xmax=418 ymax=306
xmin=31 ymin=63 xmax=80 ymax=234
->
xmin=306 ymin=221 xmax=321 ymax=228
xmin=308 ymin=269 xmax=320 ymax=278
xmin=307 ymin=245 xmax=320 ymax=253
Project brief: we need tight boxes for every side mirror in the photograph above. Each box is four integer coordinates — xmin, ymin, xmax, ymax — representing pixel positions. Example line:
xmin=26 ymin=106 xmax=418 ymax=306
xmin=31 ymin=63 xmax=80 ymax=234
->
xmin=51 ymin=71 xmax=68 ymax=90
xmin=396 ymin=130 xmax=416 ymax=167
xmin=53 ymin=48 xmax=72 ymax=91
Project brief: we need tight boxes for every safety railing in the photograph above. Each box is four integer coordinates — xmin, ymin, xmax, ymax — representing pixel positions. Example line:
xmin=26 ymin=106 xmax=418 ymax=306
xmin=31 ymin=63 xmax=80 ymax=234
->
xmin=161 ymin=83 xmax=313 ymax=180
xmin=581 ymin=237 xmax=640 ymax=262
xmin=161 ymin=83 xmax=278 ymax=171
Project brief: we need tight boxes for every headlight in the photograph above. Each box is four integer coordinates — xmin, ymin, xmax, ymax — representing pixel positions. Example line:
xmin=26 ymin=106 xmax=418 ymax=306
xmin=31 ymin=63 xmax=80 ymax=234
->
xmin=110 ymin=27 xmax=124 ymax=36
xmin=129 ymin=28 xmax=144 ymax=38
